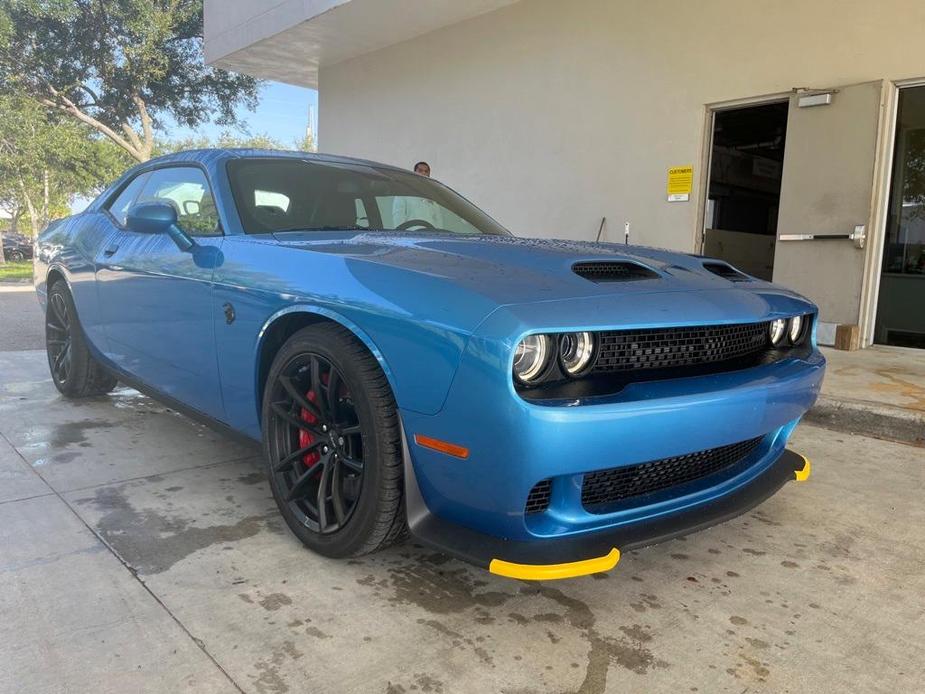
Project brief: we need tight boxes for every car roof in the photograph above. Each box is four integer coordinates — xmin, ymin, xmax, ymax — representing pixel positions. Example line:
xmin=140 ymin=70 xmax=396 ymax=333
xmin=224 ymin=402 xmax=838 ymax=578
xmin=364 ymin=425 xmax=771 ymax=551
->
xmin=143 ymin=148 xmax=410 ymax=175
xmin=87 ymin=148 xmax=421 ymax=215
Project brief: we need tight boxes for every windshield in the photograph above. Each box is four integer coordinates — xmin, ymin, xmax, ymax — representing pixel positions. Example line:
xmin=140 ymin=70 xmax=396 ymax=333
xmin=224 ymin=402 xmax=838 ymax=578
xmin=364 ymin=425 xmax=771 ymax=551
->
xmin=226 ymin=157 xmax=510 ymax=236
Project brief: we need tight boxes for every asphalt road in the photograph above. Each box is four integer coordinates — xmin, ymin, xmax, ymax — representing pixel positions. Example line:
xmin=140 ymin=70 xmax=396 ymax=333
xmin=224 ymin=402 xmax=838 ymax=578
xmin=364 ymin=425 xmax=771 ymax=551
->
xmin=0 ymin=287 xmax=44 ymax=352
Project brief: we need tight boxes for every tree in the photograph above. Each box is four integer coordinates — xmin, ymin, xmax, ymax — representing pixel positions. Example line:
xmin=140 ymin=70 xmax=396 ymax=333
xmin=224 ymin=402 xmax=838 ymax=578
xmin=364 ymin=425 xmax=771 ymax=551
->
xmin=296 ymin=129 xmax=317 ymax=154
xmin=0 ymin=183 xmax=22 ymax=263
xmin=159 ymin=129 xmax=317 ymax=155
xmin=0 ymin=95 xmax=128 ymax=236
xmin=0 ymin=0 xmax=259 ymax=163
xmin=159 ymin=131 xmax=287 ymax=155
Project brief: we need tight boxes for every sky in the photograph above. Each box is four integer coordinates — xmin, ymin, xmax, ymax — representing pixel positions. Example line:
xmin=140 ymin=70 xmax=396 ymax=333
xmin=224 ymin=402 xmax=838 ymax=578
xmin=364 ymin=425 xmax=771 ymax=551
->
xmin=70 ymin=82 xmax=318 ymax=212
xmin=170 ymin=82 xmax=318 ymax=146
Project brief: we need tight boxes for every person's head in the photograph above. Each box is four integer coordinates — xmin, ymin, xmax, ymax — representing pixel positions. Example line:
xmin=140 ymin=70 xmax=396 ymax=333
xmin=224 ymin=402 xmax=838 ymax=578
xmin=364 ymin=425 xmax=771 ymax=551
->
xmin=413 ymin=161 xmax=431 ymax=177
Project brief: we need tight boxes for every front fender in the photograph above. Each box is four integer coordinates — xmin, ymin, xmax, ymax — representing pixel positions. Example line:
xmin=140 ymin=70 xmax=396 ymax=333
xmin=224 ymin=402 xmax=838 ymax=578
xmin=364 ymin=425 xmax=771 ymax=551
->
xmin=214 ymin=237 xmax=494 ymax=437
xmin=254 ymin=303 xmax=401 ymax=409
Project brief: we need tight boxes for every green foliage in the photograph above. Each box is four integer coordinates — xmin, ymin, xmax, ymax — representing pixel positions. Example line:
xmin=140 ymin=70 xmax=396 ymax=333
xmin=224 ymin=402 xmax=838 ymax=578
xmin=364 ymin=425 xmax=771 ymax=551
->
xmin=0 ymin=95 xmax=128 ymax=233
xmin=0 ymin=260 xmax=31 ymax=279
xmin=159 ymin=130 xmax=318 ymax=155
xmin=295 ymin=129 xmax=317 ymax=153
xmin=0 ymin=0 xmax=260 ymax=161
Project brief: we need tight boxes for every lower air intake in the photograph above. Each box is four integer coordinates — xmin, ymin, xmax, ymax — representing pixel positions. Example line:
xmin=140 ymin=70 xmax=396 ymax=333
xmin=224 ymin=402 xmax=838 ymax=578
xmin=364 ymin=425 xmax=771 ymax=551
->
xmin=581 ymin=436 xmax=764 ymax=513
xmin=525 ymin=479 xmax=552 ymax=514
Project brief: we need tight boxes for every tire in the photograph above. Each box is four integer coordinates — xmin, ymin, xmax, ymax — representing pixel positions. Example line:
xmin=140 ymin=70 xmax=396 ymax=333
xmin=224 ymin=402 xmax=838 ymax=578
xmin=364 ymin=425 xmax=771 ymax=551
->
xmin=8 ymin=250 xmax=24 ymax=262
xmin=262 ymin=323 xmax=405 ymax=558
xmin=46 ymin=280 xmax=118 ymax=398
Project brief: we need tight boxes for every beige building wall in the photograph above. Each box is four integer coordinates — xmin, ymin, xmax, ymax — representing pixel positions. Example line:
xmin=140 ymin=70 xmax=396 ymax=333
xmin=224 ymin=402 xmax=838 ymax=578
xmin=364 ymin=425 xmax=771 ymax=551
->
xmin=319 ymin=0 xmax=925 ymax=328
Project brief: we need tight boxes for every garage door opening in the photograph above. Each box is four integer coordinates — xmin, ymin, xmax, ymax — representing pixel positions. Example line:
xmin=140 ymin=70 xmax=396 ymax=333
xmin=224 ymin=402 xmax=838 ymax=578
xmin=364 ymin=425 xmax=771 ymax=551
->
xmin=702 ymin=101 xmax=789 ymax=281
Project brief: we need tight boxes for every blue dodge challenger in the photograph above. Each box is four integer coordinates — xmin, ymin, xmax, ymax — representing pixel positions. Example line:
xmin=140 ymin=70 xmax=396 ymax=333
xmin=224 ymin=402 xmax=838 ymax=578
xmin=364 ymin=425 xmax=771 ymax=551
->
xmin=34 ymin=149 xmax=824 ymax=580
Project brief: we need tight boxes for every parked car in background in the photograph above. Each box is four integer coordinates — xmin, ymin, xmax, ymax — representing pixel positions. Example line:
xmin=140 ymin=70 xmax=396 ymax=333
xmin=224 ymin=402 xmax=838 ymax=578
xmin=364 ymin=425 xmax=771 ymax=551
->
xmin=2 ymin=232 xmax=33 ymax=261
xmin=33 ymin=149 xmax=824 ymax=580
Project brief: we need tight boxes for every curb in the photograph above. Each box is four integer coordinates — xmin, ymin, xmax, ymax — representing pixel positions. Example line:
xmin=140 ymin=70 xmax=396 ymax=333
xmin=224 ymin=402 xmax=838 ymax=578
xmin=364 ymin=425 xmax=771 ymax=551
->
xmin=805 ymin=396 xmax=925 ymax=448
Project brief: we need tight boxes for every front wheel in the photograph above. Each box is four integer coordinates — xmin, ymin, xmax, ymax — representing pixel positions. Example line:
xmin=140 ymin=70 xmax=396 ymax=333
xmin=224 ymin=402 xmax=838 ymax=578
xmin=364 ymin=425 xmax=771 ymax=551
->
xmin=262 ymin=323 xmax=405 ymax=558
xmin=45 ymin=281 xmax=118 ymax=398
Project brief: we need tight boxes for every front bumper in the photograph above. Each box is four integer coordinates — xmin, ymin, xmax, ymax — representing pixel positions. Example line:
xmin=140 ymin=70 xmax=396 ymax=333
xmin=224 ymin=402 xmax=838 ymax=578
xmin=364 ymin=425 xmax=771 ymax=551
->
xmin=401 ymin=348 xmax=824 ymax=541
xmin=399 ymin=289 xmax=824 ymax=575
xmin=406 ymin=446 xmax=810 ymax=579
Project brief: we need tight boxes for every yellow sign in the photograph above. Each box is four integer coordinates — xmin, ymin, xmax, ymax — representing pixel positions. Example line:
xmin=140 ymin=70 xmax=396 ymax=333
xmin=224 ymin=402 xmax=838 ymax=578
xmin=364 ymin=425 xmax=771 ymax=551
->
xmin=667 ymin=165 xmax=693 ymax=202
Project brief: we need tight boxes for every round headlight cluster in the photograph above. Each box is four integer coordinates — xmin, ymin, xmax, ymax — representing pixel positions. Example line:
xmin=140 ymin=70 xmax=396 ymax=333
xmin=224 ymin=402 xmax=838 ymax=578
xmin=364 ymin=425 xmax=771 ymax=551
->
xmin=788 ymin=315 xmax=804 ymax=343
xmin=513 ymin=332 xmax=598 ymax=384
xmin=559 ymin=332 xmax=595 ymax=376
xmin=513 ymin=334 xmax=551 ymax=383
xmin=769 ymin=319 xmax=787 ymax=346
xmin=769 ymin=315 xmax=808 ymax=346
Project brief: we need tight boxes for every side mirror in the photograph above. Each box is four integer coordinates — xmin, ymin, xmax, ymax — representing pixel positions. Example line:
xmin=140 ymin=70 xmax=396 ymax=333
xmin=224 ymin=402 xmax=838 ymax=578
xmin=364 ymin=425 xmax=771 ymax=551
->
xmin=125 ymin=202 xmax=195 ymax=252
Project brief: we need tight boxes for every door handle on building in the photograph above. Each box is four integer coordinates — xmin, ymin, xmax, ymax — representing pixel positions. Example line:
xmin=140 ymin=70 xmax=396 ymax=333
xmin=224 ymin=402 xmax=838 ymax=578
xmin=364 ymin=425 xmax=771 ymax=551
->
xmin=851 ymin=225 xmax=866 ymax=249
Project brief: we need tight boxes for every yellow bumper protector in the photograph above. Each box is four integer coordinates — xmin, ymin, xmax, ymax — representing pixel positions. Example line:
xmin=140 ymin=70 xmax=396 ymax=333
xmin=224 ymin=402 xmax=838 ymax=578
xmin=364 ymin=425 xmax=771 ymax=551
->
xmin=489 ymin=548 xmax=620 ymax=581
xmin=794 ymin=456 xmax=811 ymax=482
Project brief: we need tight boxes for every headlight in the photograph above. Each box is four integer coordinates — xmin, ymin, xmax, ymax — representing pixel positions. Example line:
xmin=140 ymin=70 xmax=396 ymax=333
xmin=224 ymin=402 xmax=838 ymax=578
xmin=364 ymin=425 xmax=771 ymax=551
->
xmin=559 ymin=332 xmax=596 ymax=376
xmin=513 ymin=334 xmax=552 ymax=383
xmin=788 ymin=315 xmax=804 ymax=344
xmin=769 ymin=319 xmax=786 ymax=346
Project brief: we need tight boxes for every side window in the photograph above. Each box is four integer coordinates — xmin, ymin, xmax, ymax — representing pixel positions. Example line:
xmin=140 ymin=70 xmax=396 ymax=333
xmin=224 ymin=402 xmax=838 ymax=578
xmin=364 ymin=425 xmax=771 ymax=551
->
xmin=136 ymin=167 xmax=220 ymax=236
xmin=106 ymin=173 xmax=150 ymax=226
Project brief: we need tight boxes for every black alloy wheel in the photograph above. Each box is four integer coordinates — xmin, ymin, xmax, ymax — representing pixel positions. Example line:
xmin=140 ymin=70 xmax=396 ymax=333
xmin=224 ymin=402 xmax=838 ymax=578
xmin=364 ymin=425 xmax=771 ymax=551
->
xmin=267 ymin=352 xmax=365 ymax=534
xmin=262 ymin=324 xmax=405 ymax=557
xmin=45 ymin=281 xmax=118 ymax=398
xmin=46 ymin=288 xmax=72 ymax=386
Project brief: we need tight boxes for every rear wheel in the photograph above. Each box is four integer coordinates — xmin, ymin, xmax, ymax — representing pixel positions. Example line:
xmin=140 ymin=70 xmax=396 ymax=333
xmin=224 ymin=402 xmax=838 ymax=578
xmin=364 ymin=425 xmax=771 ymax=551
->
xmin=262 ymin=323 xmax=405 ymax=558
xmin=46 ymin=281 xmax=117 ymax=398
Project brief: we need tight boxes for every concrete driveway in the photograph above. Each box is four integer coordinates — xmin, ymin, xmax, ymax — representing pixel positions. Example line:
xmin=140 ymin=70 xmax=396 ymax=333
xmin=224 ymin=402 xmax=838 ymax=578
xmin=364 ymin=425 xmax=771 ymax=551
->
xmin=1 ymin=349 xmax=924 ymax=694
xmin=0 ymin=285 xmax=44 ymax=352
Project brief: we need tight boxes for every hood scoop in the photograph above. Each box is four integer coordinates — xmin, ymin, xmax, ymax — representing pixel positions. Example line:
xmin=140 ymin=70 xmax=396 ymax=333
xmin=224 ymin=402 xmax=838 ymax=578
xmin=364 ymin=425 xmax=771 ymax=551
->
xmin=703 ymin=261 xmax=751 ymax=282
xmin=572 ymin=261 xmax=659 ymax=283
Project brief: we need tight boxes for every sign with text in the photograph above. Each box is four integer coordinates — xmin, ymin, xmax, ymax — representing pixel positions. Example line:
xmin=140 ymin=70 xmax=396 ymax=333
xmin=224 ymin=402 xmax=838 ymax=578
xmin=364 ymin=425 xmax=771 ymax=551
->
xmin=667 ymin=165 xmax=693 ymax=202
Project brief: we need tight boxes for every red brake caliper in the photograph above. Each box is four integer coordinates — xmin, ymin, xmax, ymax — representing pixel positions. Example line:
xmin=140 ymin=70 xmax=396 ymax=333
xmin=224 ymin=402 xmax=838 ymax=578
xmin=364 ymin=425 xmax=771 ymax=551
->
xmin=298 ymin=390 xmax=322 ymax=469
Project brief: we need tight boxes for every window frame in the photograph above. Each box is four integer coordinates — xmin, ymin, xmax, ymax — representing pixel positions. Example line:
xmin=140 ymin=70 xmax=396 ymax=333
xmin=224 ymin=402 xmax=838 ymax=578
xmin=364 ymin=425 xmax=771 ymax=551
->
xmin=102 ymin=171 xmax=151 ymax=229
xmin=102 ymin=162 xmax=224 ymax=237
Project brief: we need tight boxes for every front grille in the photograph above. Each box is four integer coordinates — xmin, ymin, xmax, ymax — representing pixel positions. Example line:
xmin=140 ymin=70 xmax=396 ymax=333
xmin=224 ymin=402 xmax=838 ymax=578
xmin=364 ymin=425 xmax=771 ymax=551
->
xmin=581 ymin=436 xmax=763 ymax=512
xmin=592 ymin=322 xmax=770 ymax=376
xmin=572 ymin=261 xmax=659 ymax=283
xmin=525 ymin=479 xmax=552 ymax=514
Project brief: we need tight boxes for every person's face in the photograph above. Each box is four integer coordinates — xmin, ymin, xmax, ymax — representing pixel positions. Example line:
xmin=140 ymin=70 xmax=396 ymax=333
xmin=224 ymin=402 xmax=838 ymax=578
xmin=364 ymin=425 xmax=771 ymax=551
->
xmin=414 ymin=163 xmax=431 ymax=177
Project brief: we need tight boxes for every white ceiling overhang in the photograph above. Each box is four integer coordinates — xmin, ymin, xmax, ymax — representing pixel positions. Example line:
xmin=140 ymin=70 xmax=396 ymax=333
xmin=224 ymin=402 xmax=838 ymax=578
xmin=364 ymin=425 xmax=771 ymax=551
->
xmin=205 ymin=0 xmax=521 ymax=88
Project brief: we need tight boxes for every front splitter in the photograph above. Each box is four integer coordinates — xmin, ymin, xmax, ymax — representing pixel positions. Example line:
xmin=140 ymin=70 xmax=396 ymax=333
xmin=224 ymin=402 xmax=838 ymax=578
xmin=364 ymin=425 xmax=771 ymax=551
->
xmin=404 ymin=445 xmax=810 ymax=580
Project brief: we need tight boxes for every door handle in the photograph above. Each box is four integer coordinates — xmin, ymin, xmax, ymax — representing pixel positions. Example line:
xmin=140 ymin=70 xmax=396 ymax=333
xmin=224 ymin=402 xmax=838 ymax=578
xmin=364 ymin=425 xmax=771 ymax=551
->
xmin=102 ymin=245 xmax=119 ymax=257
xmin=851 ymin=224 xmax=866 ymax=250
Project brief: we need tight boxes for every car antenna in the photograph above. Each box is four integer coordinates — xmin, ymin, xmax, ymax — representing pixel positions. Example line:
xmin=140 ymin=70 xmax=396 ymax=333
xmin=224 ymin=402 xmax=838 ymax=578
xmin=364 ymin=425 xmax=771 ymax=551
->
xmin=595 ymin=216 xmax=606 ymax=242
xmin=624 ymin=221 xmax=630 ymax=245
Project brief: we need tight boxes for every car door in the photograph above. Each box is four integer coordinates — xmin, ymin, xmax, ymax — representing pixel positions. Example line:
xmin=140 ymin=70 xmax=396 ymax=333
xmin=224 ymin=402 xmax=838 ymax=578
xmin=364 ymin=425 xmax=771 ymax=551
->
xmin=96 ymin=165 xmax=225 ymax=420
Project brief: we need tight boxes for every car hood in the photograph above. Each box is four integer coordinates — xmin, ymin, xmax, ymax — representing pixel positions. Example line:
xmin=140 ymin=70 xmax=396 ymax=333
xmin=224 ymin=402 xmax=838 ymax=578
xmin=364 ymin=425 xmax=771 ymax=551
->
xmin=271 ymin=231 xmax=770 ymax=306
